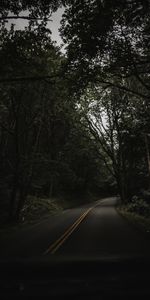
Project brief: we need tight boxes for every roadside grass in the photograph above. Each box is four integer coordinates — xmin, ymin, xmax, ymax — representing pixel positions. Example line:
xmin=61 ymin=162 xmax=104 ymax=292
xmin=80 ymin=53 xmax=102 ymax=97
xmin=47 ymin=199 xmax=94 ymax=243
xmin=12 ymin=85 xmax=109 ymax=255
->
xmin=117 ymin=205 xmax=150 ymax=234
xmin=0 ymin=192 xmax=98 ymax=235
xmin=0 ymin=196 xmax=71 ymax=234
xmin=23 ymin=196 xmax=68 ymax=222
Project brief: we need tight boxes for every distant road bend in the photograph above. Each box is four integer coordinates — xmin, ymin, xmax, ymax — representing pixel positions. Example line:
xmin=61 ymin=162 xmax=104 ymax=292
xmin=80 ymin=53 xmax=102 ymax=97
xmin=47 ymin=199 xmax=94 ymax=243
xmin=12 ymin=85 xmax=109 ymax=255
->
xmin=1 ymin=197 xmax=150 ymax=258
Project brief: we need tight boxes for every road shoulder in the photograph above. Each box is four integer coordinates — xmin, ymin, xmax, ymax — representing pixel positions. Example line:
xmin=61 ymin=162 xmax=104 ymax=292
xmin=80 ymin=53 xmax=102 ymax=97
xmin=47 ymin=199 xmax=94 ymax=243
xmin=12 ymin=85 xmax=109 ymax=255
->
xmin=117 ymin=206 xmax=150 ymax=238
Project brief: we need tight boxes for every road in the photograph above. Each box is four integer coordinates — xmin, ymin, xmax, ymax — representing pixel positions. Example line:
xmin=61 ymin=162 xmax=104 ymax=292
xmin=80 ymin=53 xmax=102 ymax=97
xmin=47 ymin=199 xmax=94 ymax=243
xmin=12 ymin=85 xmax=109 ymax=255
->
xmin=0 ymin=197 xmax=150 ymax=259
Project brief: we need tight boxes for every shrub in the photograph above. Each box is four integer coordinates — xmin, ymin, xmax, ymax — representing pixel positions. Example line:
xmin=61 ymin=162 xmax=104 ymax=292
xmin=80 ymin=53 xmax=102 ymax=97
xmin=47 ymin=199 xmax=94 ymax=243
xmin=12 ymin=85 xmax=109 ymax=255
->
xmin=127 ymin=196 xmax=150 ymax=217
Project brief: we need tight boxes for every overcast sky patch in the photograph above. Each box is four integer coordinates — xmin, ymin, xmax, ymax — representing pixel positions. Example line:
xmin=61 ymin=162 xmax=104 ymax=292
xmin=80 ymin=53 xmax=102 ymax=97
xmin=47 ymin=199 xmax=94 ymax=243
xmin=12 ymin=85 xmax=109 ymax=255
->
xmin=6 ymin=7 xmax=64 ymax=48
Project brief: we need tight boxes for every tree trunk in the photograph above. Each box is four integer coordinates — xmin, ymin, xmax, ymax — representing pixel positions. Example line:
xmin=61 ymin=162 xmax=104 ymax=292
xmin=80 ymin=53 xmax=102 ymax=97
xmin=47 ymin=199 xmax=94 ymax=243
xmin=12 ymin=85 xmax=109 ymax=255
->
xmin=9 ymin=177 xmax=18 ymax=221
xmin=49 ymin=177 xmax=54 ymax=198
xmin=116 ymin=171 xmax=127 ymax=203
xmin=9 ymin=106 xmax=20 ymax=221
xmin=15 ymin=186 xmax=28 ymax=222
xmin=144 ymin=134 xmax=150 ymax=187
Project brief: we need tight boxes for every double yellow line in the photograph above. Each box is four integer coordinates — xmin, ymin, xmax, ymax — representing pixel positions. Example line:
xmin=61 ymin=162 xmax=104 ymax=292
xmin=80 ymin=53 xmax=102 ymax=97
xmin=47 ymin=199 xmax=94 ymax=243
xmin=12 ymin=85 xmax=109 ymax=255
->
xmin=43 ymin=207 xmax=93 ymax=255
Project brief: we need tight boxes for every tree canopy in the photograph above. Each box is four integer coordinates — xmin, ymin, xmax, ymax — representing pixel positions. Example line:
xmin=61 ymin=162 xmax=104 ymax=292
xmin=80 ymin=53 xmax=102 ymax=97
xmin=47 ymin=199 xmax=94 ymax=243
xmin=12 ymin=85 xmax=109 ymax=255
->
xmin=61 ymin=0 xmax=150 ymax=96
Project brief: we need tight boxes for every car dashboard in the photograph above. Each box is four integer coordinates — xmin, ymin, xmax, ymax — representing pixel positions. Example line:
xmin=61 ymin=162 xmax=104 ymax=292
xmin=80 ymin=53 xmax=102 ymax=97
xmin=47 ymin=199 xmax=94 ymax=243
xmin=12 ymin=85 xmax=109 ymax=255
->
xmin=0 ymin=256 xmax=150 ymax=299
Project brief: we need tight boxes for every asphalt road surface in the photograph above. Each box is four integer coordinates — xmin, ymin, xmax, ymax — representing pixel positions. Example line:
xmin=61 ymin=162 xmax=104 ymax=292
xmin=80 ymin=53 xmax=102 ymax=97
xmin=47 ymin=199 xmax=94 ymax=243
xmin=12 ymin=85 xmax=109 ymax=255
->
xmin=1 ymin=197 xmax=150 ymax=259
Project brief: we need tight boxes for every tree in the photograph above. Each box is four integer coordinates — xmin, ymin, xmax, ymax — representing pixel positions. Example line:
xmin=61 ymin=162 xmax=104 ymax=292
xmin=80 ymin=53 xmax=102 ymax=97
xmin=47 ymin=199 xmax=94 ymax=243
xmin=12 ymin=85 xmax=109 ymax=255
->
xmin=0 ymin=25 xmax=68 ymax=221
xmin=77 ymin=78 xmax=150 ymax=202
xmin=0 ymin=23 xmax=109 ymax=222
xmin=59 ymin=1 xmax=150 ymax=202
xmin=61 ymin=0 xmax=150 ymax=98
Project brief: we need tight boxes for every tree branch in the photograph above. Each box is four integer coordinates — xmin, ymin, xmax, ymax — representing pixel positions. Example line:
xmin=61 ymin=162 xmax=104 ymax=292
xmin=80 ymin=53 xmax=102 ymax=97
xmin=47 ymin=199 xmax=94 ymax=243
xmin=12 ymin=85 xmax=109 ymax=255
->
xmin=0 ymin=122 xmax=13 ymax=135
xmin=96 ymin=79 xmax=150 ymax=99
xmin=0 ymin=16 xmax=52 ymax=21
xmin=0 ymin=74 xmax=60 ymax=84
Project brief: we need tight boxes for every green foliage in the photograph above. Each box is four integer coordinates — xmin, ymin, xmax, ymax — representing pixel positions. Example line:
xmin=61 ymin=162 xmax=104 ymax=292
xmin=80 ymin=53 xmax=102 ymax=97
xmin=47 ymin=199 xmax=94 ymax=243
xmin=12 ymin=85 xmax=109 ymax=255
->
xmin=126 ymin=196 xmax=150 ymax=218
xmin=60 ymin=0 xmax=150 ymax=202
xmin=61 ymin=0 xmax=150 ymax=100
xmin=22 ymin=196 xmax=64 ymax=222
xmin=61 ymin=0 xmax=150 ymax=61
xmin=0 ymin=26 xmax=67 ymax=220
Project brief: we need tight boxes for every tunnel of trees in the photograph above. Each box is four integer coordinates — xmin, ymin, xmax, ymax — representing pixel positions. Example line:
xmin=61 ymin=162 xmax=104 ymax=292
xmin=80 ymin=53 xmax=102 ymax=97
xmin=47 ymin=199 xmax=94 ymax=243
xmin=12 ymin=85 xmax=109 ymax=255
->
xmin=0 ymin=0 xmax=150 ymax=222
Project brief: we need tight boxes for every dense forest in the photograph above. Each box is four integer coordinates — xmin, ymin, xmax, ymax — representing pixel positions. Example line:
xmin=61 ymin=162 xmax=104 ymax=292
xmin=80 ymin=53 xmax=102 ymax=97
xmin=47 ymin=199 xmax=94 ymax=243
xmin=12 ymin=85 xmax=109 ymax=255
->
xmin=0 ymin=0 xmax=150 ymax=223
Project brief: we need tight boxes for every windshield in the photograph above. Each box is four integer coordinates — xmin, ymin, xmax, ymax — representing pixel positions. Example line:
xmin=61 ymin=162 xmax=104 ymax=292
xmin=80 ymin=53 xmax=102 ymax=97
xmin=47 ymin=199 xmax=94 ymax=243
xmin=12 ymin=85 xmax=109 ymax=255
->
xmin=0 ymin=0 xmax=150 ymax=265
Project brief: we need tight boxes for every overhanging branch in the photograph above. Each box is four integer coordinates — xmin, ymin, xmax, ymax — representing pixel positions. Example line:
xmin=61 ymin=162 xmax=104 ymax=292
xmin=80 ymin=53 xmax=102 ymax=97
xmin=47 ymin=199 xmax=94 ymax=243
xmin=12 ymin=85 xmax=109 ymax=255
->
xmin=0 ymin=16 xmax=52 ymax=21
xmin=96 ymin=79 xmax=150 ymax=99
xmin=0 ymin=74 xmax=60 ymax=84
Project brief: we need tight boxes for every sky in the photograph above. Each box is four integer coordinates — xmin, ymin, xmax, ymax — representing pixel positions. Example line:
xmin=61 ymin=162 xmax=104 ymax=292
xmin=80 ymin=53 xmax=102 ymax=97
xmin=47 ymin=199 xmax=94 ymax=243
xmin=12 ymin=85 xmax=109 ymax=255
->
xmin=50 ymin=7 xmax=65 ymax=47
xmin=7 ymin=7 xmax=65 ymax=47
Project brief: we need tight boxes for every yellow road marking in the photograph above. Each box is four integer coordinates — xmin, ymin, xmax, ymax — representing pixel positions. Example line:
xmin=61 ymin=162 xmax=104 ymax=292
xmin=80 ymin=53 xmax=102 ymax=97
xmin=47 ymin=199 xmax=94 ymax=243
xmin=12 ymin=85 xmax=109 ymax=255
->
xmin=43 ymin=210 xmax=88 ymax=255
xmin=43 ymin=207 xmax=93 ymax=255
xmin=50 ymin=207 xmax=92 ymax=254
